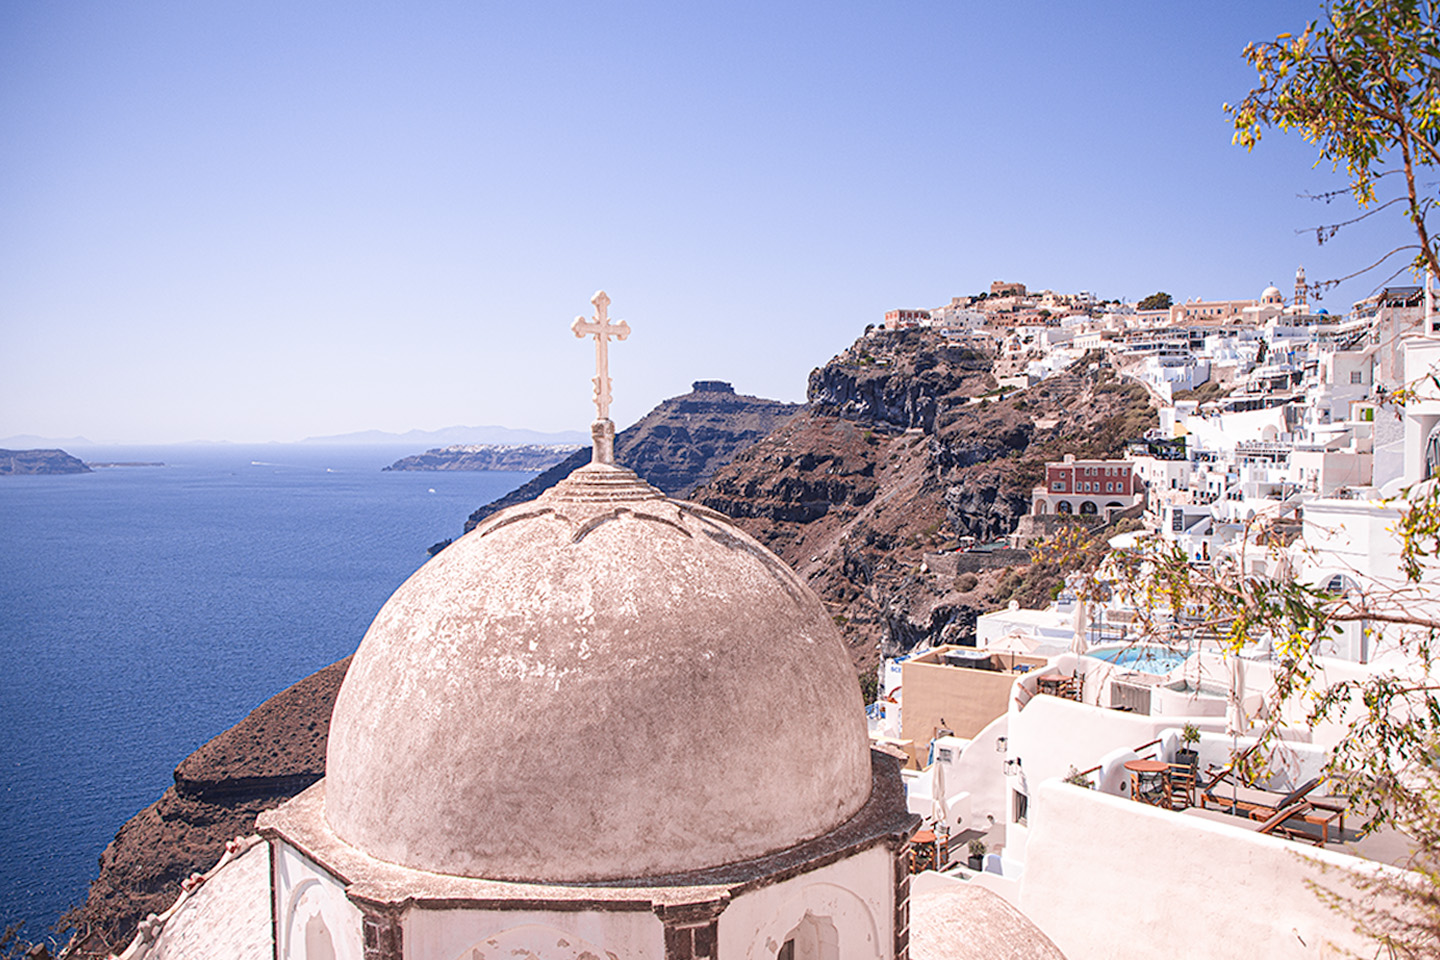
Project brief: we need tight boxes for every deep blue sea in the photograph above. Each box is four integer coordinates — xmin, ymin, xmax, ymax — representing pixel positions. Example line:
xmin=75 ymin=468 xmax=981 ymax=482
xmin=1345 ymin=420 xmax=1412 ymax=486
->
xmin=0 ymin=445 xmax=530 ymax=936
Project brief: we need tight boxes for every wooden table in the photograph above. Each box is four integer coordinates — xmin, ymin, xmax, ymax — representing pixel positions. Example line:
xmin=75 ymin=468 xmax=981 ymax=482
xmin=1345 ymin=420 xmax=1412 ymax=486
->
xmin=1124 ymin=758 xmax=1170 ymax=806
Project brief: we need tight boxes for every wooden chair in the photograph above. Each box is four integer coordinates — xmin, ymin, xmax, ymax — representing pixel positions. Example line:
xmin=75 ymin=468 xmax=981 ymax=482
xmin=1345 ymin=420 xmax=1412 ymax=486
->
xmin=1037 ymin=674 xmax=1084 ymax=702
xmin=1167 ymin=761 xmax=1197 ymax=809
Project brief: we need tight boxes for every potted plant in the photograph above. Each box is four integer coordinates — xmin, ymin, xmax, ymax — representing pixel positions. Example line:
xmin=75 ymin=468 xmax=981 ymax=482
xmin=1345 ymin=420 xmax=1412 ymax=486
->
xmin=1062 ymin=765 xmax=1093 ymax=789
xmin=967 ymin=839 xmax=987 ymax=871
xmin=1177 ymin=723 xmax=1201 ymax=771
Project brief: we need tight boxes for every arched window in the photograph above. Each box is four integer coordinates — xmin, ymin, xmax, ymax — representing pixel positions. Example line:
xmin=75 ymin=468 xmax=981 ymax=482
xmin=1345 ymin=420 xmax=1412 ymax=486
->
xmin=1426 ymin=423 xmax=1440 ymax=480
xmin=1056 ymin=501 xmax=1073 ymax=515
xmin=1079 ymin=501 xmax=1098 ymax=516
xmin=1324 ymin=573 xmax=1359 ymax=595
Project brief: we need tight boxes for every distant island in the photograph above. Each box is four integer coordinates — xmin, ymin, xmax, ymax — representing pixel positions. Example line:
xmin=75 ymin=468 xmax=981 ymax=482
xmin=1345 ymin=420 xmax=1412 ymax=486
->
xmin=383 ymin=443 xmax=584 ymax=472
xmin=0 ymin=448 xmax=91 ymax=475
xmin=306 ymin=425 xmax=589 ymax=446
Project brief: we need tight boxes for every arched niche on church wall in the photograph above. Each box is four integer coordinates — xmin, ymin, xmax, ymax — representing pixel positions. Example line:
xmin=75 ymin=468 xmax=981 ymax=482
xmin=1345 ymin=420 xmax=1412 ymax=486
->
xmin=719 ymin=846 xmax=890 ymax=960
xmin=403 ymin=909 xmax=663 ymax=960
xmin=778 ymin=914 xmax=838 ymax=960
xmin=305 ymin=912 xmax=338 ymax=960
xmin=273 ymin=843 xmax=364 ymax=960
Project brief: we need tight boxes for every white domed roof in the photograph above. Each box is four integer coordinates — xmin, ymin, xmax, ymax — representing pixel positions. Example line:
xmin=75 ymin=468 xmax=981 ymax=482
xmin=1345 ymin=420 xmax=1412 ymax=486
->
xmin=1261 ymin=285 xmax=1283 ymax=304
xmin=325 ymin=462 xmax=872 ymax=882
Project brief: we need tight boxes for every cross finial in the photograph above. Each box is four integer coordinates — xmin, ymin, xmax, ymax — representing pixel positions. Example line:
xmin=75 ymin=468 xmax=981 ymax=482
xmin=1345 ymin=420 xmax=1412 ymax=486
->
xmin=571 ymin=290 xmax=630 ymax=422
xmin=571 ymin=290 xmax=630 ymax=465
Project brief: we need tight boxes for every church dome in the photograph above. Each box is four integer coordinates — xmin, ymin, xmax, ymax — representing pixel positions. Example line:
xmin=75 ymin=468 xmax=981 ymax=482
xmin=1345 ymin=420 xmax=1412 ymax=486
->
xmin=324 ymin=461 xmax=872 ymax=883
xmin=1261 ymin=284 xmax=1283 ymax=304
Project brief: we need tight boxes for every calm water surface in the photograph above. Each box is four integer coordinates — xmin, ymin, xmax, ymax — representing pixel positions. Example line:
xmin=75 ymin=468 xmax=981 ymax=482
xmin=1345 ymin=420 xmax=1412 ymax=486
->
xmin=0 ymin=445 xmax=529 ymax=934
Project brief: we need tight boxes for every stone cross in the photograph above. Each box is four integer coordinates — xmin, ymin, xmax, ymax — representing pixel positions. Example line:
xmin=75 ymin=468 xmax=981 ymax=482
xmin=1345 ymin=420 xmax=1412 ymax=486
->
xmin=571 ymin=290 xmax=630 ymax=422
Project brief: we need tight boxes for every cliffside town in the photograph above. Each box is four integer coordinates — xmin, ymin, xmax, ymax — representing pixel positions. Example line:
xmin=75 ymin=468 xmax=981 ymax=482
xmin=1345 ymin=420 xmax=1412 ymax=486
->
xmin=61 ymin=270 xmax=1440 ymax=957
xmin=382 ymin=443 xmax=582 ymax=472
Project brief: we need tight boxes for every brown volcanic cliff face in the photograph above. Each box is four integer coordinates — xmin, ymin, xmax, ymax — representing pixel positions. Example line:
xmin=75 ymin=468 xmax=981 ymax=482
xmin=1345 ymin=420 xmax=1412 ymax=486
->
xmin=62 ymin=657 xmax=351 ymax=949
xmin=694 ymin=331 xmax=1155 ymax=671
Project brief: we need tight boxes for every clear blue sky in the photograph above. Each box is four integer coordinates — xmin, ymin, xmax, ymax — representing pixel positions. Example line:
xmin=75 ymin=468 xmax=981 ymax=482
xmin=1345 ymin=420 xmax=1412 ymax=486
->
xmin=0 ymin=1 xmax=1413 ymax=443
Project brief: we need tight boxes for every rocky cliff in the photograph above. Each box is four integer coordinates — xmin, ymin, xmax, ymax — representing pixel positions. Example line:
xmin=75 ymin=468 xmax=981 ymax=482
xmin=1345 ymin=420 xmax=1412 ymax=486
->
xmin=693 ymin=331 xmax=1154 ymax=670
xmin=463 ymin=380 xmax=802 ymax=531
xmin=382 ymin=443 xmax=583 ymax=472
xmin=61 ymin=658 xmax=351 ymax=950
xmin=0 ymin=448 xmax=90 ymax=475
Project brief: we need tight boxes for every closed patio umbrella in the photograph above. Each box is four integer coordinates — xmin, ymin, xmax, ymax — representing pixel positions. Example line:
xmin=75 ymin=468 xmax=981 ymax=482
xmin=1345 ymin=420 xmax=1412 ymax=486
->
xmin=1225 ymin=655 xmax=1247 ymax=809
xmin=1225 ymin=655 xmax=1247 ymax=738
xmin=930 ymin=752 xmax=949 ymax=832
xmin=1070 ymin=599 xmax=1090 ymax=657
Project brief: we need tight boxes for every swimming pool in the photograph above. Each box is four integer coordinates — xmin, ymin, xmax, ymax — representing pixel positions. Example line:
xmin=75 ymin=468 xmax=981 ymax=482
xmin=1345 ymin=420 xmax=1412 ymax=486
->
xmin=1085 ymin=645 xmax=1190 ymax=676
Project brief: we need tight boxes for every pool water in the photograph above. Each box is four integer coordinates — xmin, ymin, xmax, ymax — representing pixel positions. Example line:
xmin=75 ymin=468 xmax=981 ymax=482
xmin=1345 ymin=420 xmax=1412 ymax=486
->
xmin=1085 ymin=645 xmax=1189 ymax=675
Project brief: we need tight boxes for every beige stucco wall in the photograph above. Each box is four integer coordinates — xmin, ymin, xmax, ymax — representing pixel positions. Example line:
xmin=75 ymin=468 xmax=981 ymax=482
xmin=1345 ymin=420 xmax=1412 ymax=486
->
xmin=1018 ymin=780 xmax=1405 ymax=960
xmin=902 ymin=654 xmax=1039 ymax=746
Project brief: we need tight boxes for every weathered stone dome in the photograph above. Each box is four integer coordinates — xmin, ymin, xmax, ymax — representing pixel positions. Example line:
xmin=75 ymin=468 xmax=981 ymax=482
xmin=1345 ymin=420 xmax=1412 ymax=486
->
xmin=909 ymin=882 xmax=1068 ymax=959
xmin=324 ymin=461 xmax=872 ymax=882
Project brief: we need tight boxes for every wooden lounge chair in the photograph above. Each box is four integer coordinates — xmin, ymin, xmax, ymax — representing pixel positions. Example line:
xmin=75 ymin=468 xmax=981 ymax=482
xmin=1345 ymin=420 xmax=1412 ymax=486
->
xmin=1201 ymin=774 xmax=1321 ymax=820
xmin=1200 ymin=775 xmax=1346 ymax=843
xmin=1184 ymin=801 xmax=1322 ymax=845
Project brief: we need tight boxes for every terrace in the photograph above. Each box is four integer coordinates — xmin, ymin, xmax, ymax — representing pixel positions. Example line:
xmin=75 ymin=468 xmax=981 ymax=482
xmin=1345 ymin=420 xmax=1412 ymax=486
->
xmin=1055 ymin=728 xmax=1415 ymax=868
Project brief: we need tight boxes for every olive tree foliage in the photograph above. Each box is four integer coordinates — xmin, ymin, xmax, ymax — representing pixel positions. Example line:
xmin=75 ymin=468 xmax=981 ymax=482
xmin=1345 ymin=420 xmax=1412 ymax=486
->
xmin=1310 ymin=760 xmax=1440 ymax=959
xmin=1225 ymin=0 xmax=1440 ymax=289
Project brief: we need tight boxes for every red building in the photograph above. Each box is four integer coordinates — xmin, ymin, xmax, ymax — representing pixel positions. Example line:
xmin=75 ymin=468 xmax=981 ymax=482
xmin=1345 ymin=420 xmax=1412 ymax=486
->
xmin=1032 ymin=455 xmax=1142 ymax=517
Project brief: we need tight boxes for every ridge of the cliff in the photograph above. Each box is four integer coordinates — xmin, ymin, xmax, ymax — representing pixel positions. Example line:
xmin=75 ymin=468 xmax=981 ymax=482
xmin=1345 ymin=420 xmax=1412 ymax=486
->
xmin=462 ymin=379 xmax=802 ymax=532
xmin=692 ymin=329 xmax=1155 ymax=671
